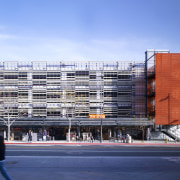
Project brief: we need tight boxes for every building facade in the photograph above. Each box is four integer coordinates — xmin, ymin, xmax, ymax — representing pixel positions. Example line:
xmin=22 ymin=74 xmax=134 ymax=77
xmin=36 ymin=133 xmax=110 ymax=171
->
xmin=146 ymin=50 xmax=170 ymax=125
xmin=146 ymin=50 xmax=180 ymax=142
xmin=146 ymin=50 xmax=180 ymax=126
xmin=0 ymin=61 xmax=151 ymax=140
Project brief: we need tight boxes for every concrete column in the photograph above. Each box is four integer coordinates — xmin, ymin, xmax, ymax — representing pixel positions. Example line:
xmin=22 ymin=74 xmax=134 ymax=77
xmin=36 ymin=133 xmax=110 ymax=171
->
xmin=77 ymin=126 xmax=80 ymax=139
xmin=113 ymin=127 xmax=116 ymax=141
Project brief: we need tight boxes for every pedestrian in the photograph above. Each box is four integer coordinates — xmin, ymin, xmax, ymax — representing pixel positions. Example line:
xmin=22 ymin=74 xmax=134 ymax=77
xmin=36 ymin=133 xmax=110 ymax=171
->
xmin=27 ymin=129 xmax=32 ymax=142
xmin=76 ymin=135 xmax=79 ymax=142
xmin=126 ymin=134 xmax=129 ymax=143
xmin=122 ymin=135 xmax=125 ymax=143
xmin=43 ymin=130 xmax=47 ymax=141
xmin=91 ymin=136 xmax=94 ymax=143
xmin=0 ymin=135 xmax=12 ymax=180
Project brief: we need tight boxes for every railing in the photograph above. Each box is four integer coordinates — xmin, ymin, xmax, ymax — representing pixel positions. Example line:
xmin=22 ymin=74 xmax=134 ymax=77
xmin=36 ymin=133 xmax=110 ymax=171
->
xmin=147 ymin=65 xmax=155 ymax=76
xmin=147 ymin=106 xmax=155 ymax=114
xmin=147 ymin=90 xmax=155 ymax=96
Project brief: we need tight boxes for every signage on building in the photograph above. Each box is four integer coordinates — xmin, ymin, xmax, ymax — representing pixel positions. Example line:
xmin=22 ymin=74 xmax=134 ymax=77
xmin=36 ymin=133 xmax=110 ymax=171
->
xmin=89 ymin=114 xmax=105 ymax=119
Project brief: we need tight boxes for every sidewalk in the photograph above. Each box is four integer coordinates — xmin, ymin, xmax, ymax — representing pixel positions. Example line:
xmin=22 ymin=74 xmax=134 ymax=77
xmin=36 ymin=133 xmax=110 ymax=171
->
xmin=5 ymin=139 xmax=180 ymax=146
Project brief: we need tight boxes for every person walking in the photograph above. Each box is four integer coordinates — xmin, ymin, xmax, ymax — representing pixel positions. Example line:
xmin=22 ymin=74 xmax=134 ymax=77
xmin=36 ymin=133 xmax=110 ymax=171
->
xmin=27 ymin=129 xmax=32 ymax=142
xmin=90 ymin=135 xmax=94 ymax=143
xmin=0 ymin=135 xmax=12 ymax=180
xmin=43 ymin=130 xmax=47 ymax=141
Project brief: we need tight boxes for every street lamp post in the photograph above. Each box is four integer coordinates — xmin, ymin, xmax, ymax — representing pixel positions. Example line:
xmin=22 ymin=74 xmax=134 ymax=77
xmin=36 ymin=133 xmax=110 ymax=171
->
xmin=68 ymin=98 xmax=75 ymax=143
xmin=116 ymin=121 xmax=118 ymax=142
xmin=100 ymin=74 xmax=103 ymax=143
xmin=78 ymin=120 xmax=81 ymax=141
xmin=100 ymin=115 xmax=102 ymax=143
xmin=68 ymin=118 xmax=71 ymax=143
xmin=40 ymin=116 xmax=45 ymax=140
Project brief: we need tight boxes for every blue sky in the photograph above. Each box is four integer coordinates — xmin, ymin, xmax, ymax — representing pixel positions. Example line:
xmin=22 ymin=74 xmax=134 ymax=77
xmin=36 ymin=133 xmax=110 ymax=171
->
xmin=0 ymin=0 xmax=180 ymax=62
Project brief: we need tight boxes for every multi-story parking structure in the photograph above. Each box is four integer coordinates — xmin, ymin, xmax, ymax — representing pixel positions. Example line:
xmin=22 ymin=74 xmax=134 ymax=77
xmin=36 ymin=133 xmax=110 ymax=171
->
xmin=0 ymin=61 xmax=152 ymax=140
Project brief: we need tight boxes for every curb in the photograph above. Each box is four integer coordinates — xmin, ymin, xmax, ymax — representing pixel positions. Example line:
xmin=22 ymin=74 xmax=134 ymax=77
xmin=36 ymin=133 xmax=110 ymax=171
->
xmin=5 ymin=142 xmax=180 ymax=146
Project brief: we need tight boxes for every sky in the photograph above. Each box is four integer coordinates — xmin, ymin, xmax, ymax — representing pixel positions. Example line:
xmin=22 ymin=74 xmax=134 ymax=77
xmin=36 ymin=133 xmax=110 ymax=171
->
xmin=0 ymin=0 xmax=180 ymax=62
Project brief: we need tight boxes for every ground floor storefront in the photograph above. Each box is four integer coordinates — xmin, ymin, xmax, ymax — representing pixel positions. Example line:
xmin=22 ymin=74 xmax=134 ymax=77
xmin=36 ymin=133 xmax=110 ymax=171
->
xmin=0 ymin=125 xmax=151 ymax=141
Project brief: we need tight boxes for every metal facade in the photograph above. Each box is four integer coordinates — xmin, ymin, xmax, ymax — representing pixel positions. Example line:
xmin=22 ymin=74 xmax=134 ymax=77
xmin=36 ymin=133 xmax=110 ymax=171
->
xmin=0 ymin=61 xmax=149 ymax=127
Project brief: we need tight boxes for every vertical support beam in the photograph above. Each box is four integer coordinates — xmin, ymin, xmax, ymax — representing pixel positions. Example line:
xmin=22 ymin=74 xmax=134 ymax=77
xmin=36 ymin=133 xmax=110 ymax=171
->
xmin=77 ymin=123 xmax=80 ymax=140
xmin=100 ymin=72 xmax=104 ymax=143
xmin=113 ymin=127 xmax=116 ymax=142
xmin=68 ymin=118 xmax=71 ymax=142
xmin=145 ymin=51 xmax=148 ymax=118
xmin=100 ymin=118 xmax=102 ymax=143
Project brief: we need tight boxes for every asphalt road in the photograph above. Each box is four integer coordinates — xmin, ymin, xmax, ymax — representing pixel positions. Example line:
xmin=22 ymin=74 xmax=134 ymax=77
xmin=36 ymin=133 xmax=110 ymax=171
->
xmin=6 ymin=144 xmax=180 ymax=157
xmin=4 ymin=145 xmax=180 ymax=180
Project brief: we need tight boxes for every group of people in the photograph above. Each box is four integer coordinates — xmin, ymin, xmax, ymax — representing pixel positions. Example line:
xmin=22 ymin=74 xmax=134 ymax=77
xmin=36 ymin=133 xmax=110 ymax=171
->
xmin=27 ymin=129 xmax=48 ymax=142
xmin=118 ymin=134 xmax=132 ymax=143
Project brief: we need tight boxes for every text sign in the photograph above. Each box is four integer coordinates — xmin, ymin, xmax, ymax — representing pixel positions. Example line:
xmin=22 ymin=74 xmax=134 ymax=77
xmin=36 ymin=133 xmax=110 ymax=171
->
xmin=89 ymin=114 xmax=105 ymax=119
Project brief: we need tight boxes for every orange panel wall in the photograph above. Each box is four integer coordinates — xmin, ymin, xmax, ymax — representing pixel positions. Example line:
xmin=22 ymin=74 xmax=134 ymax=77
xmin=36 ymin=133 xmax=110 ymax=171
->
xmin=156 ymin=53 xmax=180 ymax=125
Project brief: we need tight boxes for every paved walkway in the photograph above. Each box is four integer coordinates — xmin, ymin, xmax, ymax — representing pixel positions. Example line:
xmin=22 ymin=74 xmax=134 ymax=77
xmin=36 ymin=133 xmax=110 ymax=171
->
xmin=4 ymin=139 xmax=180 ymax=146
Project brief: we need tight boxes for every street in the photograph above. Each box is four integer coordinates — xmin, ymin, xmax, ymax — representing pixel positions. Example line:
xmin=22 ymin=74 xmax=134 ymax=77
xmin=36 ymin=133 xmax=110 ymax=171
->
xmin=4 ymin=144 xmax=180 ymax=180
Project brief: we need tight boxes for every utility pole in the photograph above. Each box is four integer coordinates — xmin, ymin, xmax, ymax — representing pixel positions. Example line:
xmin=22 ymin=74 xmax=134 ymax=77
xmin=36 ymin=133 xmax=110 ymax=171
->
xmin=66 ymin=88 xmax=75 ymax=143
xmin=68 ymin=118 xmax=71 ymax=143
xmin=100 ymin=74 xmax=103 ymax=143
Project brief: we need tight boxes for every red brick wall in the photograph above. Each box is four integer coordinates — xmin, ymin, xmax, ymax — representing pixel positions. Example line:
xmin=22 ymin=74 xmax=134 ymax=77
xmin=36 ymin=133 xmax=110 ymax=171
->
xmin=156 ymin=53 xmax=180 ymax=125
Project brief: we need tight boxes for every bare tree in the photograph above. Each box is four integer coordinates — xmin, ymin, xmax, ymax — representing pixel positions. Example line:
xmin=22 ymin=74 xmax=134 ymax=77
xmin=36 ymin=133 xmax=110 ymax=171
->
xmin=0 ymin=90 xmax=18 ymax=141
xmin=76 ymin=93 xmax=88 ymax=118
xmin=64 ymin=90 xmax=88 ymax=142
xmin=134 ymin=114 xmax=146 ymax=142
xmin=61 ymin=89 xmax=76 ymax=142
xmin=76 ymin=93 xmax=88 ymax=140
xmin=138 ymin=119 xmax=146 ymax=142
